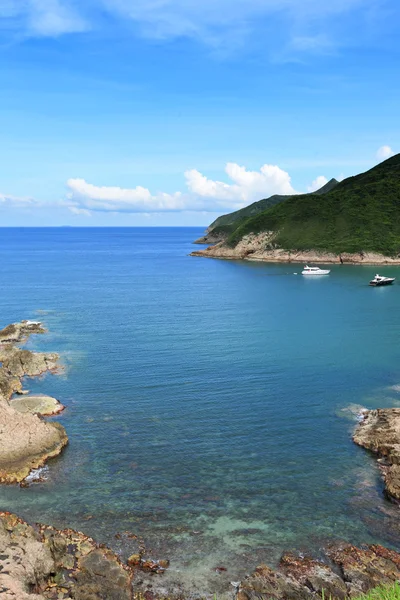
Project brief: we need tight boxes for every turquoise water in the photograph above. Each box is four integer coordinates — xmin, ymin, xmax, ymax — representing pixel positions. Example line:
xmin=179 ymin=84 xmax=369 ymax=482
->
xmin=1 ymin=227 xmax=400 ymax=593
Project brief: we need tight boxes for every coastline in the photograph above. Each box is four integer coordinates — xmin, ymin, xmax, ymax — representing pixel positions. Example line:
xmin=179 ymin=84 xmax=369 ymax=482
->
xmin=190 ymin=234 xmax=400 ymax=265
xmin=0 ymin=321 xmax=68 ymax=484
xmin=354 ymin=409 xmax=400 ymax=502
xmin=3 ymin=510 xmax=400 ymax=600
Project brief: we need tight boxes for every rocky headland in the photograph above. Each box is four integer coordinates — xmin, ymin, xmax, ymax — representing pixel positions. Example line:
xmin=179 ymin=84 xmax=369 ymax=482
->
xmin=192 ymin=154 xmax=400 ymax=264
xmin=0 ymin=320 xmax=68 ymax=484
xmin=190 ymin=234 xmax=400 ymax=265
xmin=353 ymin=409 xmax=400 ymax=502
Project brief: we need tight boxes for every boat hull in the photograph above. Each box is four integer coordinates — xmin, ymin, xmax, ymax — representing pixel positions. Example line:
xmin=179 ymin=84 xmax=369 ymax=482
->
xmin=369 ymin=279 xmax=395 ymax=286
xmin=302 ymin=271 xmax=330 ymax=275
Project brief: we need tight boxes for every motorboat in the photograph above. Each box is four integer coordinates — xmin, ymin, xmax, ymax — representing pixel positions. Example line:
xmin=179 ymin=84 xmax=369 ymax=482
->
xmin=369 ymin=274 xmax=395 ymax=286
xmin=302 ymin=265 xmax=330 ymax=276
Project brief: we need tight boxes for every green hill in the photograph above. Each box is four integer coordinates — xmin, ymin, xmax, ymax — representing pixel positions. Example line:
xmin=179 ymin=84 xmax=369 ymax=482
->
xmin=207 ymin=177 xmax=338 ymax=231
xmin=224 ymin=154 xmax=400 ymax=256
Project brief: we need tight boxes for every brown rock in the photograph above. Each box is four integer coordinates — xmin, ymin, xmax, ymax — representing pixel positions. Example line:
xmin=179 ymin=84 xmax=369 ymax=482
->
xmin=0 ymin=401 xmax=68 ymax=484
xmin=128 ymin=554 xmax=141 ymax=567
xmin=353 ymin=409 xmax=400 ymax=500
xmin=0 ymin=320 xmax=45 ymax=344
xmin=0 ymin=512 xmax=133 ymax=600
xmin=0 ymin=345 xmax=59 ymax=378
xmin=237 ymin=543 xmax=400 ymax=600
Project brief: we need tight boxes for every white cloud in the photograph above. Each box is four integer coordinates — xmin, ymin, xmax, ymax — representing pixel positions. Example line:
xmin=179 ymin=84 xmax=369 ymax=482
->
xmin=28 ymin=0 xmax=88 ymax=36
xmin=307 ymin=175 xmax=328 ymax=192
xmin=69 ymin=206 xmax=92 ymax=216
xmin=0 ymin=0 xmax=88 ymax=37
xmin=376 ymin=145 xmax=395 ymax=162
xmin=0 ymin=0 xmax=385 ymax=46
xmin=66 ymin=162 xmax=297 ymax=214
xmin=0 ymin=192 xmax=42 ymax=207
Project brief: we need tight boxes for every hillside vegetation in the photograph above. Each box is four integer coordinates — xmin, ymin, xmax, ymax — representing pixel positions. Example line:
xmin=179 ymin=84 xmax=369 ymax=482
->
xmin=208 ymin=178 xmax=338 ymax=230
xmin=225 ymin=154 xmax=400 ymax=256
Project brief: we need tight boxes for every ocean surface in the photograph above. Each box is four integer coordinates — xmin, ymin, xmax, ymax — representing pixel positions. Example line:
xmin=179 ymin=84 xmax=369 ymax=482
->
xmin=1 ymin=227 xmax=400 ymax=594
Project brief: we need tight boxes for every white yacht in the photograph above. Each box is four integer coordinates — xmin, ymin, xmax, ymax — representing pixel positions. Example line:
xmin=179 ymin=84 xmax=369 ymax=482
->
xmin=302 ymin=265 xmax=331 ymax=276
xmin=369 ymin=274 xmax=395 ymax=286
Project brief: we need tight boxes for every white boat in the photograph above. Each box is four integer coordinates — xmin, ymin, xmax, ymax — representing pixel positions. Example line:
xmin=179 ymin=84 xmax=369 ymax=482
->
xmin=302 ymin=265 xmax=330 ymax=276
xmin=369 ymin=274 xmax=395 ymax=286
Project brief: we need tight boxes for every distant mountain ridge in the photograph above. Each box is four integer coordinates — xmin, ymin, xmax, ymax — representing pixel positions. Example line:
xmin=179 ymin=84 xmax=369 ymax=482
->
xmin=207 ymin=177 xmax=339 ymax=232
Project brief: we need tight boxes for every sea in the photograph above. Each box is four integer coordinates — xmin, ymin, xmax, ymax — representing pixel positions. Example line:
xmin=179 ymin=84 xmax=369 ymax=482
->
xmin=1 ymin=227 xmax=400 ymax=595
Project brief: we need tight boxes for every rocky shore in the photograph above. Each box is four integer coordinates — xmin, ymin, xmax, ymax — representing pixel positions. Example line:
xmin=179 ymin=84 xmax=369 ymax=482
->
xmin=3 ymin=510 xmax=400 ymax=600
xmin=237 ymin=543 xmax=400 ymax=600
xmin=354 ymin=409 xmax=400 ymax=502
xmin=190 ymin=233 xmax=400 ymax=264
xmin=0 ymin=511 xmax=133 ymax=600
xmin=0 ymin=320 xmax=68 ymax=484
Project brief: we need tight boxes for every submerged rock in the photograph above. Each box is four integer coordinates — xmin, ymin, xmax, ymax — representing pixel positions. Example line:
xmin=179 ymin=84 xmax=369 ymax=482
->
xmin=237 ymin=543 xmax=400 ymax=600
xmin=353 ymin=408 xmax=400 ymax=501
xmin=0 ymin=512 xmax=133 ymax=600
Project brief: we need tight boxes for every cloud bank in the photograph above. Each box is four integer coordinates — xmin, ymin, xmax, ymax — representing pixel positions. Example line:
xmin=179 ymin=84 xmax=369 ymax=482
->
xmin=66 ymin=162 xmax=297 ymax=214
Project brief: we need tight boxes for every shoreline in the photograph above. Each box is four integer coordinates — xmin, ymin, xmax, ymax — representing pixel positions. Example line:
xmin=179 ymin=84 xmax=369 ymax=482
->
xmin=0 ymin=320 xmax=68 ymax=484
xmin=190 ymin=235 xmax=400 ymax=265
xmin=3 ymin=510 xmax=400 ymax=600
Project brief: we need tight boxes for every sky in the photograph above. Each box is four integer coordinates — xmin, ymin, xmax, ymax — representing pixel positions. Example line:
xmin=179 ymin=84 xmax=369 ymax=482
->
xmin=0 ymin=0 xmax=399 ymax=226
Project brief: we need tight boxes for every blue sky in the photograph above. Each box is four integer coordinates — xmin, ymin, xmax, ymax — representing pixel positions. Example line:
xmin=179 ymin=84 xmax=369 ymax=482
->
xmin=0 ymin=0 xmax=399 ymax=226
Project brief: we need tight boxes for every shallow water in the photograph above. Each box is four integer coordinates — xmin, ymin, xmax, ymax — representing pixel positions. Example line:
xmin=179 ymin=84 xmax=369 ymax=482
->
xmin=1 ymin=227 xmax=400 ymax=594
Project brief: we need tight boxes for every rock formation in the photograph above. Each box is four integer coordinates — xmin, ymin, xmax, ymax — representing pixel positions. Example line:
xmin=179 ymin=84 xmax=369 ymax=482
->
xmin=353 ymin=408 xmax=400 ymax=501
xmin=0 ymin=512 xmax=133 ymax=600
xmin=0 ymin=320 xmax=68 ymax=484
xmin=237 ymin=543 xmax=400 ymax=600
xmin=191 ymin=234 xmax=400 ymax=265
xmin=10 ymin=395 xmax=65 ymax=416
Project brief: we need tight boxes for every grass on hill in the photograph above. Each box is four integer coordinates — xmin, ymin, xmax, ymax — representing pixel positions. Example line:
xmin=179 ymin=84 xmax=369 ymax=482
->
xmin=226 ymin=154 xmax=400 ymax=256
xmin=208 ymin=178 xmax=338 ymax=231
xmin=355 ymin=583 xmax=400 ymax=600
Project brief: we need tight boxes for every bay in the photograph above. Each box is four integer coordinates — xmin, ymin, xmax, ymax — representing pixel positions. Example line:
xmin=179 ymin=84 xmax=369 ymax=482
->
xmin=0 ymin=227 xmax=400 ymax=593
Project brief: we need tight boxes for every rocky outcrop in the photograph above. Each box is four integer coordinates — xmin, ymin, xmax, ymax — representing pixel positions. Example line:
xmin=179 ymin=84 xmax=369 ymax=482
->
xmin=191 ymin=235 xmax=400 ymax=264
xmin=0 ymin=320 xmax=68 ymax=484
xmin=237 ymin=543 xmax=400 ymax=600
xmin=10 ymin=395 xmax=65 ymax=416
xmin=0 ymin=402 xmax=68 ymax=483
xmin=0 ymin=320 xmax=46 ymax=344
xmin=193 ymin=230 xmax=228 ymax=245
xmin=0 ymin=346 xmax=59 ymax=378
xmin=0 ymin=512 xmax=133 ymax=600
xmin=353 ymin=408 xmax=400 ymax=501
